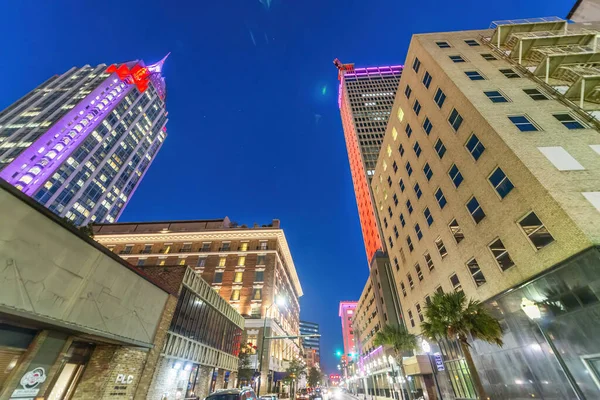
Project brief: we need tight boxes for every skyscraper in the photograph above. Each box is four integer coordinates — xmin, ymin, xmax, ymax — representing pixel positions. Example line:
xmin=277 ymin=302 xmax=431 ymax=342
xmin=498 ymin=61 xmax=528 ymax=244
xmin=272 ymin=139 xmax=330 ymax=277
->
xmin=300 ymin=320 xmax=320 ymax=368
xmin=335 ymin=61 xmax=402 ymax=262
xmin=0 ymin=56 xmax=169 ymax=225
xmin=338 ymin=301 xmax=357 ymax=359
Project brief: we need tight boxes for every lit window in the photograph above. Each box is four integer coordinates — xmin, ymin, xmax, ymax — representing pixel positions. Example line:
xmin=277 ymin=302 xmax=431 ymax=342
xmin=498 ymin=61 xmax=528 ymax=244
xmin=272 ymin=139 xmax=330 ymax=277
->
xmin=392 ymin=128 xmax=398 ymax=141
xmin=488 ymin=167 xmax=514 ymax=198
xmin=435 ymin=237 xmax=448 ymax=258
xmin=407 ymin=236 xmax=414 ymax=252
xmin=415 ymin=224 xmax=423 ymax=240
xmin=464 ymin=39 xmax=479 ymax=46
xmin=465 ymin=134 xmax=485 ymax=161
xmin=414 ymin=183 xmax=422 ymax=199
xmin=449 ymin=219 xmax=464 ymax=243
xmin=466 ymin=197 xmax=486 ymax=224
xmin=413 ymin=57 xmax=421 ymax=73
xmin=508 ymin=115 xmax=539 ymax=132
xmin=484 ymin=90 xmax=509 ymax=103
xmin=500 ymin=68 xmax=520 ymax=78
xmin=518 ymin=212 xmax=555 ymax=250
xmin=423 ymin=71 xmax=432 ymax=89
xmin=538 ymin=146 xmax=585 ymax=171
xmin=240 ymin=242 xmax=249 ymax=251
xmin=424 ymin=252 xmax=435 ymax=271
xmin=234 ymin=271 xmax=244 ymax=283
xmin=553 ymin=113 xmax=586 ymax=130
xmin=489 ymin=238 xmax=515 ymax=271
xmin=450 ymin=273 xmax=462 ymax=292
xmin=448 ymin=164 xmax=464 ymax=188
xmin=465 ymin=71 xmax=485 ymax=81
xmin=238 ymin=256 xmax=246 ymax=266
xmin=178 ymin=259 xmax=186 ymax=266
xmin=448 ymin=109 xmax=464 ymax=131
xmin=424 ymin=207 xmax=433 ymax=226
xmin=397 ymin=107 xmax=405 ymax=121
xmin=231 ymin=290 xmax=241 ymax=301
xmin=435 ymin=188 xmax=447 ymax=209
xmin=423 ymin=163 xmax=433 ymax=181
xmin=481 ymin=53 xmax=497 ymax=60
xmin=405 ymin=85 xmax=412 ymax=99
xmin=436 ymin=41 xmax=451 ymax=48
xmin=387 ymin=144 xmax=392 ymax=157
xmin=467 ymin=258 xmax=486 ymax=286
xmin=405 ymin=123 xmax=413 ymax=138
xmin=219 ymin=257 xmax=226 ymax=267
xmin=413 ymin=100 xmax=422 ymax=115
xmin=434 ymin=88 xmax=446 ymax=108
xmin=413 ymin=142 xmax=422 ymax=158
xmin=423 ymin=117 xmax=433 ymax=135
xmin=449 ymin=55 xmax=465 ymax=63
xmin=253 ymin=288 xmax=262 ymax=300
xmin=434 ymin=138 xmax=446 ymax=159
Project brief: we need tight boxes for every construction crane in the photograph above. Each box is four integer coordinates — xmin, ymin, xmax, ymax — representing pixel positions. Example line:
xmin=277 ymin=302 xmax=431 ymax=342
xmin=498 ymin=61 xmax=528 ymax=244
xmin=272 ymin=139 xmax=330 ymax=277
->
xmin=333 ymin=58 xmax=355 ymax=80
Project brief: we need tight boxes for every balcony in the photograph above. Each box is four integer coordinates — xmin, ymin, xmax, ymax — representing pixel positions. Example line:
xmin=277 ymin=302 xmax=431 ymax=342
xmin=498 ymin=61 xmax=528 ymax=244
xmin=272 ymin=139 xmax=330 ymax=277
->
xmin=488 ymin=17 xmax=567 ymax=47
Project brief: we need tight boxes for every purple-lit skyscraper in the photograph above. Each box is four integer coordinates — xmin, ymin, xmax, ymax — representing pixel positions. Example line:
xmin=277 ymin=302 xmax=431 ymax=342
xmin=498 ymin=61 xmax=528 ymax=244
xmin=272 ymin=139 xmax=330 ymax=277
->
xmin=0 ymin=56 xmax=169 ymax=225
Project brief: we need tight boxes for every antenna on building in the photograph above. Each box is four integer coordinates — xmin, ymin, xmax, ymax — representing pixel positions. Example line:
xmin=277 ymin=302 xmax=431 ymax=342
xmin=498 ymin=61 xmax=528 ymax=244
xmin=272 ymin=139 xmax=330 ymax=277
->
xmin=333 ymin=58 xmax=355 ymax=80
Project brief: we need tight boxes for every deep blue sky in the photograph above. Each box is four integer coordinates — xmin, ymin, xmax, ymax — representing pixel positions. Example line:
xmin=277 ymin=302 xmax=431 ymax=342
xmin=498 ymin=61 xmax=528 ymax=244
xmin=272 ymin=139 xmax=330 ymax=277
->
xmin=1 ymin=0 xmax=572 ymax=373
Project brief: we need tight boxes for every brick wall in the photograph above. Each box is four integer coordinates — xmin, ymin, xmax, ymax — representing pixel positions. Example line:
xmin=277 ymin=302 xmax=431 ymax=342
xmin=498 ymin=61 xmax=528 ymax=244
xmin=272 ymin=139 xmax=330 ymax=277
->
xmin=144 ymin=356 xmax=192 ymax=400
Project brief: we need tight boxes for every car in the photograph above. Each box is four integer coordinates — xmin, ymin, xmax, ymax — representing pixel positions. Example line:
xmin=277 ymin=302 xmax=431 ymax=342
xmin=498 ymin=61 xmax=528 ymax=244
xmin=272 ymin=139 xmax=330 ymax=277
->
xmin=297 ymin=389 xmax=310 ymax=400
xmin=310 ymin=389 xmax=323 ymax=400
xmin=259 ymin=394 xmax=278 ymax=400
xmin=205 ymin=388 xmax=257 ymax=400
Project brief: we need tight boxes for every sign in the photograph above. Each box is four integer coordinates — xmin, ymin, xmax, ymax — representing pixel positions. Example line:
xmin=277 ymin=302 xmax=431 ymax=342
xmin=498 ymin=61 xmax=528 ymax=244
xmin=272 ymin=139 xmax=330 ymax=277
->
xmin=115 ymin=374 xmax=134 ymax=384
xmin=11 ymin=367 xmax=46 ymax=398
xmin=433 ymin=353 xmax=444 ymax=371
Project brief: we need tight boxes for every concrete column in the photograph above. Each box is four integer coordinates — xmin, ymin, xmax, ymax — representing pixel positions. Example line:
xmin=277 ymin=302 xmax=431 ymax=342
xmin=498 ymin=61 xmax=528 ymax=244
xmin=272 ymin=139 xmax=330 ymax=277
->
xmin=216 ymin=369 xmax=226 ymax=390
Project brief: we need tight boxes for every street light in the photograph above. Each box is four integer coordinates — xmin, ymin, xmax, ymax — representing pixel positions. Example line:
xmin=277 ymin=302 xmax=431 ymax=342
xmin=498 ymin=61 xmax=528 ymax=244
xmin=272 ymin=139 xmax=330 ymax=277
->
xmin=257 ymin=295 xmax=287 ymax=396
xmin=421 ymin=339 xmax=443 ymax=400
xmin=520 ymin=298 xmax=585 ymax=400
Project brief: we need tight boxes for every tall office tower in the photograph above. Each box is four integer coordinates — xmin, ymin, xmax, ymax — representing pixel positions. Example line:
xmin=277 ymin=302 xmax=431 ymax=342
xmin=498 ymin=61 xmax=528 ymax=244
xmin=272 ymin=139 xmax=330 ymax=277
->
xmin=335 ymin=61 xmax=402 ymax=262
xmin=371 ymin=17 xmax=600 ymax=399
xmin=94 ymin=217 xmax=303 ymax=394
xmin=299 ymin=321 xmax=321 ymax=368
xmin=0 ymin=56 xmax=169 ymax=225
xmin=338 ymin=301 xmax=357 ymax=360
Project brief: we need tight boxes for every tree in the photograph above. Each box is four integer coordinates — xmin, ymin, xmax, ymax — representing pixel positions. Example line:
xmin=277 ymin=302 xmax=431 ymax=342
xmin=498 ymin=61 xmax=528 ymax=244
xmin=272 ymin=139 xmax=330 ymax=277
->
xmin=421 ymin=291 xmax=503 ymax=400
xmin=308 ymin=367 xmax=321 ymax=387
xmin=373 ymin=324 xmax=417 ymax=400
xmin=283 ymin=359 xmax=306 ymax=398
xmin=238 ymin=333 xmax=258 ymax=385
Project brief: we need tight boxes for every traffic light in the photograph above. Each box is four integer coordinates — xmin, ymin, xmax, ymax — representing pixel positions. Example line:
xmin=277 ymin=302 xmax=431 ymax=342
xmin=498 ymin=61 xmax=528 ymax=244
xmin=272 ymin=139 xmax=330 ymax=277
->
xmin=335 ymin=350 xmax=342 ymax=357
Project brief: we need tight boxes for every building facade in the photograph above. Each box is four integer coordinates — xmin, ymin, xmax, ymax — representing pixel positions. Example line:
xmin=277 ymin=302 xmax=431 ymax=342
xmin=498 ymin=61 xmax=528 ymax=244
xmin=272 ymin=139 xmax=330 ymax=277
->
xmin=567 ymin=0 xmax=600 ymax=23
xmin=371 ymin=17 xmax=600 ymax=399
xmin=338 ymin=301 xmax=358 ymax=360
xmin=93 ymin=218 xmax=303 ymax=394
xmin=299 ymin=321 xmax=320 ymax=369
xmin=0 ymin=57 xmax=169 ymax=225
xmin=336 ymin=62 xmax=402 ymax=262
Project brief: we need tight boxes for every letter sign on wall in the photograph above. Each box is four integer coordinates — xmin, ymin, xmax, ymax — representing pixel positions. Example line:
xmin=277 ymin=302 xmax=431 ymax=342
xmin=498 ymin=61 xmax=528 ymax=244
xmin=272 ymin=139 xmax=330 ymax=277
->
xmin=115 ymin=374 xmax=134 ymax=384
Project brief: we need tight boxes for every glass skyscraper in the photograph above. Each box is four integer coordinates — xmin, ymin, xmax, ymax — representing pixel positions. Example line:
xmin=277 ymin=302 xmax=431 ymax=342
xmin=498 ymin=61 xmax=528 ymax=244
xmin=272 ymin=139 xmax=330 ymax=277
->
xmin=0 ymin=56 xmax=169 ymax=225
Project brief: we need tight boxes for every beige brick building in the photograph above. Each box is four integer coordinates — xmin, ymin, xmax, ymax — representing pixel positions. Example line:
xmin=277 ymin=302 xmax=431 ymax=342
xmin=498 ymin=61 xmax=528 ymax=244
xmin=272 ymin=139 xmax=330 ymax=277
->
xmin=371 ymin=17 xmax=600 ymax=399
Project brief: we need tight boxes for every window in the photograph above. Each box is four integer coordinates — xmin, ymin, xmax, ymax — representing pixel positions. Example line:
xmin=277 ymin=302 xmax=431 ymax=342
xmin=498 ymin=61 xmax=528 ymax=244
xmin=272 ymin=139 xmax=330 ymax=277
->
xmin=201 ymin=242 xmax=211 ymax=252
xmin=405 ymin=85 xmax=412 ymax=98
xmin=197 ymin=257 xmax=207 ymax=267
xmin=253 ymin=288 xmax=262 ymax=300
xmin=234 ymin=271 xmax=243 ymax=283
xmin=388 ymin=237 xmax=394 ymax=248
xmin=255 ymin=271 xmax=264 ymax=282
xmin=387 ymin=176 xmax=393 ymax=187
xmin=393 ymin=161 xmax=398 ymax=173
xmin=434 ymin=138 xmax=446 ymax=159
xmin=413 ymin=100 xmax=422 ymax=115
xmin=394 ymin=226 xmax=399 ymax=239
xmin=467 ymin=197 xmax=486 ymax=223
xmin=415 ymin=263 xmax=424 ymax=281
xmin=449 ymin=219 xmax=464 ymax=244
xmin=523 ymin=88 xmax=548 ymax=101
xmin=398 ymin=144 xmax=405 ymax=156
xmin=178 ymin=259 xmax=187 ymax=266
xmin=423 ymin=71 xmax=432 ymax=88
xmin=238 ymin=256 xmax=246 ymax=266
xmin=484 ymin=90 xmax=509 ymax=103
xmin=393 ymin=193 xmax=399 ymax=206
xmin=137 ymin=259 xmax=146 ymax=266
xmin=416 ymin=303 xmax=425 ymax=322
xmin=538 ymin=146 xmax=585 ymax=171
xmin=425 ymin=295 xmax=432 ymax=305
xmin=259 ymin=241 xmax=268 ymax=250
xmin=240 ymin=242 xmax=248 ymax=251
xmin=434 ymin=88 xmax=446 ymax=108
xmin=406 ymin=162 xmax=413 ymax=176
xmin=384 ymin=217 xmax=388 ymax=228
xmin=388 ymin=206 xmax=393 ymax=218
xmin=407 ymin=236 xmax=414 ymax=252
xmin=400 ymin=282 xmax=407 ymax=297
xmin=467 ymin=258 xmax=486 ymax=286
xmin=400 ymin=213 xmax=406 ymax=227
xmin=213 ymin=272 xmax=223 ymax=284
xmin=159 ymin=260 xmax=166 ymax=266
xmin=466 ymin=134 xmax=485 ymax=161
xmin=509 ymin=115 xmax=539 ymax=132
xmin=554 ymin=113 xmax=586 ymax=129
xmin=414 ymin=183 xmax=422 ymax=199
xmin=424 ymin=252 xmax=435 ymax=271
xmin=465 ymin=39 xmax=479 ymax=46
xmin=436 ymin=41 xmax=451 ymax=48
xmin=407 ymin=273 xmax=415 ymax=289
xmin=394 ymin=257 xmax=400 ymax=271
xmin=257 ymin=254 xmax=266 ymax=265
xmin=450 ymin=273 xmax=462 ymax=291
xmin=398 ymin=107 xmax=405 ymax=121
xmin=415 ymin=224 xmax=423 ymax=240
xmin=405 ymin=123 xmax=413 ymax=138
xmin=465 ymin=71 xmax=485 ymax=81
xmin=406 ymin=199 xmax=413 ymax=214
xmin=481 ymin=53 xmax=497 ymax=60
xmin=413 ymin=57 xmax=421 ymax=73
xmin=221 ymin=242 xmax=231 ymax=251
xmin=399 ymin=179 xmax=406 ymax=192
xmin=448 ymin=164 xmax=464 ymax=188
xmin=218 ymin=257 xmax=227 ymax=267
xmin=231 ymin=289 xmax=240 ymax=301
xmin=435 ymin=188 xmax=447 ymax=209
xmin=489 ymin=238 xmax=515 ymax=271
xmin=408 ymin=310 xmax=415 ymax=327
xmin=449 ymin=55 xmax=465 ymax=63
xmin=519 ymin=212 xmax=555 ymax=249
xmin=423 ymin=163 xmax=433 ymax=181
xmin=435 ymin=237 xmax=448 ymax=258
xmin=413 ymin=142 xmax=422 ymax=158
xmin=422 ymin=117 xmax=433 ymax=135
xmin=424 ymin=207 xmax=434 ymax=226
xmin=448 ymin=108 xmax=464 ymax=131
xmin=489 ymin=167 xmax=514 ymax=198
xmin=500 ymin=68 xmax=520 ymax=78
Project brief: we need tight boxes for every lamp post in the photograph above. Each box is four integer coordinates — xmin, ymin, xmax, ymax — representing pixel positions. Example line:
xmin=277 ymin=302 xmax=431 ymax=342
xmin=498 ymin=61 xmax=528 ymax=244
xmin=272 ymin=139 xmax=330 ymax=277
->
xmin=421 ymin=340 xmax=442 ymax=400
xmin=387 ymin=355 xmax=400 ymax=400
xmin=257 ymin=296 xmax=286 ymax=396
xmin=521 ymin=298 xmax=585 ymax=400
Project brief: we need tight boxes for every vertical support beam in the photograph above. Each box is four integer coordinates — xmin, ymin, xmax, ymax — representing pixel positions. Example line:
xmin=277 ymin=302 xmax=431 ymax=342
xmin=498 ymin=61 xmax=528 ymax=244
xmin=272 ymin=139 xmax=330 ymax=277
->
xmin=564 ymin=22 xmax=568 ymax=35
xmin=581 ymin=79 xmax=586 ymax=109
xmin=594 ymin=35 xmax=598 ymax=53
xmin=519 ymin=41 xmax=523 ymax=65
xmin=546 ymin=57 xmax=550 ymax=84
xmin=497 ymin=26 xmax=501 ymax=48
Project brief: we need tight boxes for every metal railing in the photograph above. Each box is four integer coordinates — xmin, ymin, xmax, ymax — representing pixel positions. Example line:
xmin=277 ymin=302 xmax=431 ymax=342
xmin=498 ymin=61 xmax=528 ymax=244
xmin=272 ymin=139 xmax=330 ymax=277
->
xmin=489 ymin=16 xmax=564 ymax=29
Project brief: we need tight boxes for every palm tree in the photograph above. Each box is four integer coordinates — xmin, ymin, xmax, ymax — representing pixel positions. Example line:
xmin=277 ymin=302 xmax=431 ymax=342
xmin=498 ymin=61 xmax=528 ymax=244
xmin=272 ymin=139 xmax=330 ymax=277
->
xmin=421 ymin=291 xmax=503 ymax=400
xmin=373 ymin=324 xmax=417 ymax=400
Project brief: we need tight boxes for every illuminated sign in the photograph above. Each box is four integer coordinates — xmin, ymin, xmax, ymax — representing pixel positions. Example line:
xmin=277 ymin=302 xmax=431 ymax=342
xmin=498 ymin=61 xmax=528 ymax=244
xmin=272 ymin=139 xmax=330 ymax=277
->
xmin=434 ymin=353 xmax=444 ymax=371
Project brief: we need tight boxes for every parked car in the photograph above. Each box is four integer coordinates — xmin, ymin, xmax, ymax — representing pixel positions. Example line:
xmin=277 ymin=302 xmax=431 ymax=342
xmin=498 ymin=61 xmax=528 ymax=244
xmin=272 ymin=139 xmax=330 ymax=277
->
xmin=259 ymin=394 xmax=278 ymax=400
xmin=205 ymin=388 xmax=257 ymax=400
xmin=297 ymin=389 xmax=310 ymax=400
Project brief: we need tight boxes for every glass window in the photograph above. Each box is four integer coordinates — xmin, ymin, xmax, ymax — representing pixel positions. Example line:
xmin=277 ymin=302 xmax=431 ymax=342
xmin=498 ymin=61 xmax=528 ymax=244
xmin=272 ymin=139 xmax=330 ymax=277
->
xmin=407 ymin=273 xmax=414 ymax=289
xmin=399 ymin=143 xmax=405 ymax=156
xmin=449 ymin=219 xmax=464 ymax=243
xmin=465 ymin=71 xmax=485 ymax=81
xmin=424 ymin=207 xmax=434 ymax=226
xmin=414 ymin=183 xmax=422 ymax=199
xmin=424 ymin=252 xmax=435 ymax=271
xmin=423 ymin=117 xmax=433 ymax=135
xmin=415 ymin=224 xmax=423 ymax=240
xmin=393 ymin=193 xmax=399 ymax=206
xmin=500 ymin=68 xmax=520 ymax=78
xmin=465 ymin=134 xmax=485 ymax=160
xmin=435 ymin=138 xmax=446 ymax=158
xmin=489 ymin=238 xmax=515 ymax=271
xmin=423 ymin=163 xmax=433 ymax=181
xmin=413 ymin=142 xmax=422 ymax=158
xmin=388 ymin=237 xmax=394 ymax=249
xmin=467 ymin=258 xmax=486 ymax=286
xmin=436 ymin=41 xmax=451 ymax=48
xmin=257 ymin=254 xmax=266 ymax=265
xmin=413 ymin=100 xmax=422 ymax=115
xmin=416 ymin=303 xmax=424 ymax=322
xmin=197 ymin=257 xmax=206 ymax=267
xmin=481 ymin=53 xmax=497 ymax=60
xmin=466 ymin=197 xmax=486 ymax=223
xmin=450 ymin=273 xmax=462 ymax=291
xmin=231 ymin=289 xmax=240 ymax=301
xmin=384 ymin=217 xmax=388 ymax=228
xmin=484 ymin=90 xmax=509 ymax=103
xmin=449 ymin=55 xmax=465 ymax=63
xmin=488 ymin=167 xmax=514 ymax=198
xmin=435 ymin=188 xmax=447 ymax=209
xmin=523 ymin=88 xmax=548 ymax=100
xmin=234 ymin=271 xmax=243 ymax=283
xmin=255 ymin=271 xmax=264 ymax=282
xmin=406 ymin=162 xmax=413 ymax=176
xmin=394 ymin=225 xmax=399 ymax=238
xmin=400 ymin=282 xmax=407 ymax=297
xmin=553 ymin=113 xmax=586 ymax=129
xmin=407 ymin=236 xmax=414 ymax=252
xmin=394 ymin=257 xmax=400 ymax=271
xmin=413 ymin=57 xmax=421 ymax=73
xmin=434 ymin=88 xmax=446 ymax=108
xmin=213 ymin=272 xmax=223 ymax=284
xmin=253 ymin=288 xmax=262 ymax=300
xmin=406 ymin=199 xmax=413 ymax=214
xmin=423 ymin=71 xmax=432 ymax=88
xmin=399 ymin=178 xmax=406 ymax=192
xmin=219 ymin=257 xmax=227 ymax=267
xmin=393 ymin=161 xmax=398 ymax=173
xmin=405 ymin=85 xmax=412 ymax=99
xmin=509 ymin=115 xmax=539 ymax=132
xmin=519 ymin=212 xmax=555 ymax=249
xmin=238 ymin=256 xmax=246 ymax=266
xmin=388 ymin=206 xmax=393 ymax=218
xmin=137 ymin=259 xmax=145 ymax=266
xmin=408 ymin=310 xmax=415 ymax=327
xmin=465 ymin=39 xmax=479 ymax=46
xmin=387 ymin=176 xmax=393 ymax=187
xmin=405 ymin=123 xmax=413 ymax=138
xmin=436 ymin=237 xmax=448 ymax=258
xmin=400 ymin=213 xmax=406 ymax=227
xmin=448 ymin=108 xmax=464 ymax=131
xmin=415 ymin=263 xmax=423 ymax=281
xmin=448 ymin=164 xmax=464 ymax=188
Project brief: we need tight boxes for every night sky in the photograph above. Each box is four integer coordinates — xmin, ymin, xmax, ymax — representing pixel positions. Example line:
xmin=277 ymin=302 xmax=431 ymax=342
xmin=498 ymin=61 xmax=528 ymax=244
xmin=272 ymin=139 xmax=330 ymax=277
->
xmin=0 ymin=0 xmax=572 ymax=373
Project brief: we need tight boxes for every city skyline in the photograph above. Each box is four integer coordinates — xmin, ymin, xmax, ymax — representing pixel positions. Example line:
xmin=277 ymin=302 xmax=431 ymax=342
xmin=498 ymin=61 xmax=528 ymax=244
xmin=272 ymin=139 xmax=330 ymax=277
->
xmin=0 ymin=0 xmax=574 ymax=374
